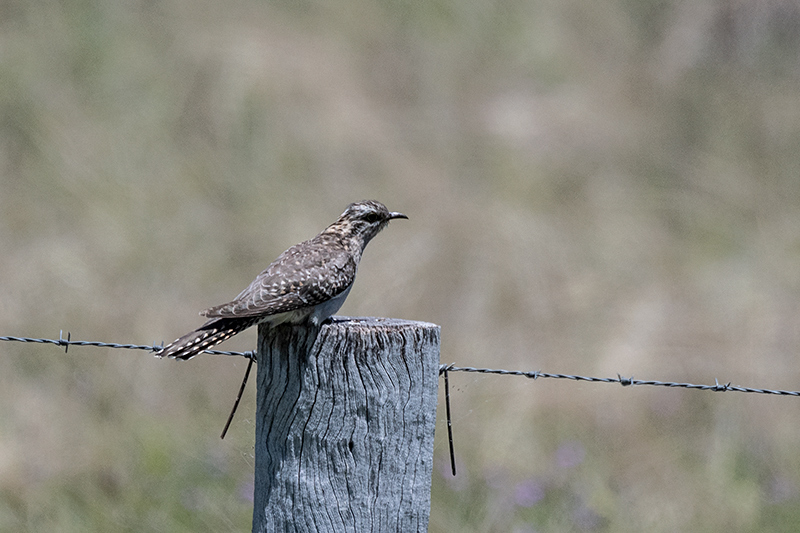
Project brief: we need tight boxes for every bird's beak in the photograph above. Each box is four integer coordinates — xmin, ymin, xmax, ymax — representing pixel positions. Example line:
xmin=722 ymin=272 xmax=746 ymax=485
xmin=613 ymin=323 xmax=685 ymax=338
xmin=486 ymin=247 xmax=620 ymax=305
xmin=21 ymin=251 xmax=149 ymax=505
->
xmin=388 ymin=212 xmax=408 ymax=220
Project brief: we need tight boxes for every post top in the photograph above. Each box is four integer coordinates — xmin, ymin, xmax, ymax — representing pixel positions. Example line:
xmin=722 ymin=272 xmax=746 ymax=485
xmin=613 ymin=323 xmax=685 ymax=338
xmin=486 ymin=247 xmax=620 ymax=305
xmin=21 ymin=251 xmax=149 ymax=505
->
xmin=324 ymin=316 xmax=440 ymax=331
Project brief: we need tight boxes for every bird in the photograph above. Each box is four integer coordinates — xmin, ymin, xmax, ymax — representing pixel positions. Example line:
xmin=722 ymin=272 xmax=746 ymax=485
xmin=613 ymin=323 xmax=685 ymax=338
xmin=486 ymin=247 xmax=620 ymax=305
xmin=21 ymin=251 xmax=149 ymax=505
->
xmin=155 ymin=200 xmax=408 ymax=360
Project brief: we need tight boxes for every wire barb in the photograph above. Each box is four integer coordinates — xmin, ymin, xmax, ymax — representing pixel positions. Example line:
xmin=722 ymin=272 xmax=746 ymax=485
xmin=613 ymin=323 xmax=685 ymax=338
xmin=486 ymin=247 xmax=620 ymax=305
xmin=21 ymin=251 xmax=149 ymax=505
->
xmin=618 ymin=374 xmax=633 ymax=386
xmin=713 ymin=379 xmax=731 ymax=392
xmin=59 ymin=330 xmax=71 ymax=353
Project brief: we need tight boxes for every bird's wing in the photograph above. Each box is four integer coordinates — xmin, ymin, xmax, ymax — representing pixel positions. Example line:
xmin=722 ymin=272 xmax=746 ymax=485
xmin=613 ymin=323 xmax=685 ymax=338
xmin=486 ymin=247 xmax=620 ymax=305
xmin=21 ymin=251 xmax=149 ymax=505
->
xmin=201 ymin=240 xmax=357 ymax=319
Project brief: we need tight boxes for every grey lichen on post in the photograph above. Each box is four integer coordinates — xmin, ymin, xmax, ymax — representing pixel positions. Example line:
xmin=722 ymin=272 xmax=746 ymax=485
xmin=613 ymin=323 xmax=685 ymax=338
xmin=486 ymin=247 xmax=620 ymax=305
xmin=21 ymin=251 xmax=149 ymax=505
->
xmin=252 ymin=317 xmax=441 ymax=533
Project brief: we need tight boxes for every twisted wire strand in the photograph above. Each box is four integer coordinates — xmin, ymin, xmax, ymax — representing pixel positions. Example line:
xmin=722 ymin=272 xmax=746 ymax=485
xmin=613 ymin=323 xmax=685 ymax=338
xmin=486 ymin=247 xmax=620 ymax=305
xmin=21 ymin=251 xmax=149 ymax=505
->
xmin=0 ymin=333 xmax=255 ymax=359
xmin=2 ymin=334 xmax=798 ymax=397
xmin=438 ymin=364 xmax=800 ymax=396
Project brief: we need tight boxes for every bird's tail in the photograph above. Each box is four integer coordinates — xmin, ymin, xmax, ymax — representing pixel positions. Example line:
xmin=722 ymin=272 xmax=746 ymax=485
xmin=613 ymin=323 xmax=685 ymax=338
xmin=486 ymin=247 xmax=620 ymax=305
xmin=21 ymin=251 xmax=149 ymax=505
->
xmin=155 ymin=318 xmax=257 ymax=360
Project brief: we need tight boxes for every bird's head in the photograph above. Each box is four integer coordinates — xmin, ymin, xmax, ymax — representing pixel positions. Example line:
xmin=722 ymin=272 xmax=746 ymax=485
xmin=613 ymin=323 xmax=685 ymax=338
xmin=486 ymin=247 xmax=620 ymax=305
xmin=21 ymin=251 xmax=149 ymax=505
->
xmin=329 ymin=200 xmax=408 ymax=247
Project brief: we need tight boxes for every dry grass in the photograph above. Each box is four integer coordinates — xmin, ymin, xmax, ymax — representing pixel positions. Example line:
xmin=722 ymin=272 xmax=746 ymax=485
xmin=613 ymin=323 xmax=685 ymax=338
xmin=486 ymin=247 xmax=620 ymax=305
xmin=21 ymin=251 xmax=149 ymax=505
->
xmin=3 ymin=0 xmax=800 ymax=530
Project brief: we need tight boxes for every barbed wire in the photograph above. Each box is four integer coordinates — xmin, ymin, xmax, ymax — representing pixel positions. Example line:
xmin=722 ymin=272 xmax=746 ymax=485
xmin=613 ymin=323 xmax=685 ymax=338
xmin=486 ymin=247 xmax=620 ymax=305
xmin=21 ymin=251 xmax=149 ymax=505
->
xmin=3 ymin=333 xmax=800 ymax=396
xmin=434 ymin=363 xmax=800 ymax=476
xmin=0 ymin=332 xmax=256 ymax=359
xmin=4 ymin=332 xmax=799 ymax=475
xmin=437 ymin=364 xmax=800 ymax=396
xmin=0 ymin=332 xmax=258 ymax=440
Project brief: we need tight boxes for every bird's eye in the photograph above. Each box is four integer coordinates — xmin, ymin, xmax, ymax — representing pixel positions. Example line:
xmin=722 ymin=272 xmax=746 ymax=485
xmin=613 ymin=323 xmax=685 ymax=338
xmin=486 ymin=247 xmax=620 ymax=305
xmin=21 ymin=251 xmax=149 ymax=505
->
xmin=364 ymin=213 xmax=382 ymax=223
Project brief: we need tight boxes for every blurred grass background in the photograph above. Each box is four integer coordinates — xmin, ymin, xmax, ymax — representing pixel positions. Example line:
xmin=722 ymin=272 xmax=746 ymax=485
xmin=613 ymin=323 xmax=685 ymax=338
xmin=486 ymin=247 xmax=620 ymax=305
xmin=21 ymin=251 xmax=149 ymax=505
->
xmin=2 ymin=0 xmax=800 ymax=531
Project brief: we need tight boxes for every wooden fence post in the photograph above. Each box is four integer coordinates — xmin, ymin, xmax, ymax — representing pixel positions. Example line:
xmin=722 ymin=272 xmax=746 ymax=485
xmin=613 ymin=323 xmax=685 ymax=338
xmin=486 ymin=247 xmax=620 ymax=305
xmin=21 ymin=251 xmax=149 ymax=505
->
xmin=252 ymin=317 xmax=441 ymax=533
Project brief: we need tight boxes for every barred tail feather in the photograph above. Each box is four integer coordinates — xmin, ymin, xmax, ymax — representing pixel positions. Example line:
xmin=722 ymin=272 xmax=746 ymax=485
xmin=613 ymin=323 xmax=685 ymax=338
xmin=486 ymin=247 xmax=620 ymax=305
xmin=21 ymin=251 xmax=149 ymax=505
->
xmin=156 ymin=318 xmax=255 ymax=360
